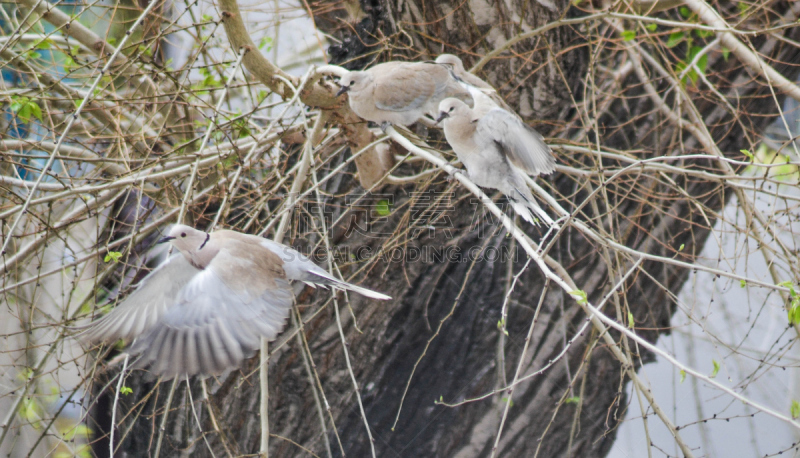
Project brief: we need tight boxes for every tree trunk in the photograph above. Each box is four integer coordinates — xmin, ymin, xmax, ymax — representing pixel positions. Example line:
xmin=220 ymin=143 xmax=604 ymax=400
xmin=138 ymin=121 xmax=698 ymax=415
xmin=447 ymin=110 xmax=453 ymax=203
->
xmin=105 ymin=1 xmax=800 ymax=456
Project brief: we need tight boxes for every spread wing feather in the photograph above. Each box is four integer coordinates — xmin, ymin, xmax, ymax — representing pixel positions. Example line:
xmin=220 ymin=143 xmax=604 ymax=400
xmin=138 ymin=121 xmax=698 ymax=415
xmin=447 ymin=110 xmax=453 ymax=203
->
xmin=129 ymin=243 xmax=294 ymax=379
xmin=76 ymin=255 xmax=200 ymax=345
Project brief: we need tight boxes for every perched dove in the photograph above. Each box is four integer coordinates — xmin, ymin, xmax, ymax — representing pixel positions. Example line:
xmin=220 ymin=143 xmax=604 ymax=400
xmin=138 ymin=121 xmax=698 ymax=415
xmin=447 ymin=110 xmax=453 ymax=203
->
xmin=336 ymin=61 xmax=470 ymax=127
xmin=78 ymin=224 xmax=390 ymax=379
xmin=435 ymin=54 xmax=493 ymax=91
xmin=436 ymin=98 xmax=556 ymax=226
xmin=434 ymin=54 xmax=513 ymax=111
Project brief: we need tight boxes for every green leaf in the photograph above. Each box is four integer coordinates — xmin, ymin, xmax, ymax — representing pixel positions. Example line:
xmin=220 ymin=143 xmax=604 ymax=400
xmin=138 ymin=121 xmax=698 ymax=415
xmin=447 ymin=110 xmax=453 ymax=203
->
xmin=63 ymin=424 xmax=92 ymax=440
xmin=646 ymin=23 xmax=657 ymax=32
xmin=740 ymin=279 xmax=746 ymax=288
xmin=234 ymin=119 xmax=251 ymax=139
xmin=571 ymin=290 xmax=588 ymax=305
xmin=10 ymin=99 xmax=24 ymax=112
xmin=375 ymin=199 xmax=391 ymax=216
xmin=30 ymin=102 xmax=42 ymax=122
xmin=496 ymin=319 xmax=509 ymax=336
xmin=222 ymin=154 xmax=237 ymax=169
xmin=17 ymin=367 xmax=34 ymax=382
xmin=9 ymin=96 xmax=43 ymax=123
xmin=120 ymin=386 xmax=132 ymax=395
xmin=778 ymin=280 xmax=795 ymax=292
xmin=710 ymin=359 xmax=720 ymax=378
xmin=621 ymin=30 xmax=636 ymax=41
xmin=35 ymin=38 xmax=54 ymax=50
xmin=680 ymin=369 xmax=686 ymax=383
xmin=104 ymin=251 xmax=122 ymax=263
xmin=20 ymin=397 xmax=40 ymax=423
xmin=696 ymin=53 xmax=708 ymax=75
xmin=202 ymin=14 xmax=213 ymax=22
xmin=737 ymin=1 xmax=749 ymax=14
xmin=679 ymin=6 xmax=691 ymax=17
xmin=19 ymin=104 xmax=33 ymax=122
xmin=792 ymin=400 xmax=800 ymax=419
xmin=678 ymin=243 xmax=685 ymax=251
xmin=694 ymin=28 xmax=713 ymax=39
xmin=722 ymin=47 xmax=730 ymax=61
xmin=789 ymin=300 xmax=800 ymax=325
xmin=501 ymin=396 xmax=514 ymax=407
xmin=565 ymin=396 xmax=581 ymax=405
xmin=259 ymin=36 xmax=273 ymax=51
xmin=627 ymin=311 xmax=635 ymax=329
xmin=740 ymin=149 xmax=754 ymax=162
xmin=666 ymin=31 xmax=685 ymax=48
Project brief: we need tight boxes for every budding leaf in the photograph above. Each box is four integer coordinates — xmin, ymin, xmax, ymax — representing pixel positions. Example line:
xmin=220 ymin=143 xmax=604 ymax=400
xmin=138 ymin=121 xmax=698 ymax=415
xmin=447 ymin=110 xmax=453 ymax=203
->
xmin=571 ymin=290 xmax=588 ymax=305
xmin=104 ymin=251 xmax=122 ymax=263
xmin=375 ymin=199 xmax=391 ymax=217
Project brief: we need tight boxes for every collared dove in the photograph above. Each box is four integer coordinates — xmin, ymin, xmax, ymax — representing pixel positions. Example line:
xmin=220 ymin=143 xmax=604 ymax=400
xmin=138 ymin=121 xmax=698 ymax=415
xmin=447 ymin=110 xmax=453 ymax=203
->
xmin=435 ymin=54 xmax=493 ymax=90
xmin=336 ymin=61 xmax=470 ymax=127
xmin=434 ymin=54 xmax=513 ymax=112
xmin=436 ymin=98 xmax=556 ymax=226
xmin=77 ymin=224 xmax=390 ymax=379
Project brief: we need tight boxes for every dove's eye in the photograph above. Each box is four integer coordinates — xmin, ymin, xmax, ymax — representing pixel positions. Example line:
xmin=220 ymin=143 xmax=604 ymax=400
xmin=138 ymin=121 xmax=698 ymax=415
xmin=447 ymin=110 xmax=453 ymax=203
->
xmin=349 ymin=80 xmax=355 ymax=86
xmin=449 ymin=107 xmax=455 ymax=112
xmin=181 ymin=232 xmax=186 ymax=238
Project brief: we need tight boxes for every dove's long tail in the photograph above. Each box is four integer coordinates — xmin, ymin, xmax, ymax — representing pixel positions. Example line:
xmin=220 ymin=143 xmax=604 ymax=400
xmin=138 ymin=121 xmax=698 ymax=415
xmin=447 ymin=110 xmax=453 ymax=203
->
xmin=509 ymin=186 xmax=555 ymax=227
xmin=306 ymin=271 xmax=392 ymax=300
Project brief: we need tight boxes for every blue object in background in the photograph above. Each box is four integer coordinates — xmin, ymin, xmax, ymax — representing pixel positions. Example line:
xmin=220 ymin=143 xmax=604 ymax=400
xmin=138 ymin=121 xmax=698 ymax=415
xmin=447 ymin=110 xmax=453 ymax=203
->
xmin=1 ymin=0 xmax=82 ymax=181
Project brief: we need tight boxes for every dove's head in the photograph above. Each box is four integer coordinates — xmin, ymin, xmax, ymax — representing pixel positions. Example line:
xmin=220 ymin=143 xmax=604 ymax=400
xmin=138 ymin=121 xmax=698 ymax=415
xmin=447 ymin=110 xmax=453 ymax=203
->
xmin=336 ymin=71 xmax=371 ymax=97
xmin=435 ymin=54 xmax=465 ymax=72
xmin=159 ymin=224 xmax=210 ymax=255
xmin=436 ymin=98 xmax=470 ymax=124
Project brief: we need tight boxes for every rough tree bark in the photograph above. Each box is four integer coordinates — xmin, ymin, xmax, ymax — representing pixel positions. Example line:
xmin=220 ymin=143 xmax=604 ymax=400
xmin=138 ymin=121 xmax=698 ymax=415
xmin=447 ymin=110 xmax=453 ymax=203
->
xmin=103 ymin=0 xmax=800 ymax=457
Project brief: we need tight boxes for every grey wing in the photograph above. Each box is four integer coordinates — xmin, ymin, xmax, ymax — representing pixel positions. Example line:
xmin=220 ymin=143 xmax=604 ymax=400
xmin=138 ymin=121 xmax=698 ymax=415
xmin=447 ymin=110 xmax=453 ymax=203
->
xmin=129 ymin=255 xmax=294 ymax=379
xmin=476 ymin=109 xmax=556 ymax=176
xmin=373 ymin=66 xmax=436 ymax=112
xmin=76 ymin=255 xmax=200 ymax=345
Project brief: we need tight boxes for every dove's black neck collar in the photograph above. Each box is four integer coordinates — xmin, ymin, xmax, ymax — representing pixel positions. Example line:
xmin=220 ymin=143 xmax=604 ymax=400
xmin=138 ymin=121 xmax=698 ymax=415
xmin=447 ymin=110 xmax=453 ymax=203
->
xmin=198 ymin=232 xmax=210 ymax=250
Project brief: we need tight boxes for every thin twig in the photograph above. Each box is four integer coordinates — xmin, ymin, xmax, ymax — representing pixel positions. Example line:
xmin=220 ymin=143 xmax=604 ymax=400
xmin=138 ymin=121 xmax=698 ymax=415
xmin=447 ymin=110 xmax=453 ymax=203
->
xmin=109 ymin=355 xmax=129 ymax=457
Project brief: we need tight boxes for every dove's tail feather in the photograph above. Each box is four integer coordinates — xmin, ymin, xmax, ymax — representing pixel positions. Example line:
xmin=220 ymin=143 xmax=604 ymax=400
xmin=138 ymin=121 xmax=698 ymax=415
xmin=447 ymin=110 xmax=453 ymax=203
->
xmin=308 ymin=272 xmax=392 ymax=300
xmin=510 ymin=200 xmax=540 ymax=226
xmin=509 ymin=187 xmax=556 ymax=227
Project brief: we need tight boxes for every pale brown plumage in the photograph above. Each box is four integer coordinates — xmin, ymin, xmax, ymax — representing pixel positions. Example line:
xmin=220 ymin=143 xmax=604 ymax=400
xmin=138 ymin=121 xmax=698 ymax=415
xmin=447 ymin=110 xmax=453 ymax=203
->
xmin=434 ymin=54 xmax=513 ymax=112
xmin=77 ymin=225 xmax=390 ymax=379
xmin=336 ymin=61 xmax=470 ymax=126
xmin=436 ymin=98 xmax=556 ymax=226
